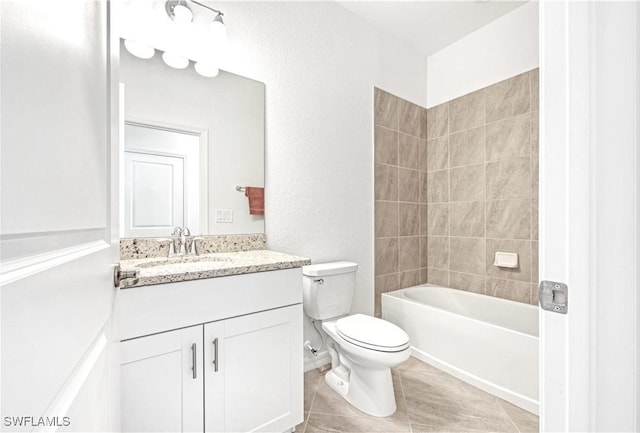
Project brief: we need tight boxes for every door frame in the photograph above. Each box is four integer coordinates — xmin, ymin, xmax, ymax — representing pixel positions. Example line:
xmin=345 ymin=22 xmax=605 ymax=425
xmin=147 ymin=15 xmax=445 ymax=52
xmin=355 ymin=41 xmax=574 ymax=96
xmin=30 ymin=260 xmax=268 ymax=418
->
xmin=539 ymin=1 xmax=639 ymax=431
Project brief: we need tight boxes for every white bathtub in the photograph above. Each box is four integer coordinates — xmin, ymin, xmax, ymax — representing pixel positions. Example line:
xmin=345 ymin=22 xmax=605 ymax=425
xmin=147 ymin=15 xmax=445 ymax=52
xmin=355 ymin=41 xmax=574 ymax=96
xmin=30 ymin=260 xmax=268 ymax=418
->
xmin=382 ymin=284 xmax=539 ymax=414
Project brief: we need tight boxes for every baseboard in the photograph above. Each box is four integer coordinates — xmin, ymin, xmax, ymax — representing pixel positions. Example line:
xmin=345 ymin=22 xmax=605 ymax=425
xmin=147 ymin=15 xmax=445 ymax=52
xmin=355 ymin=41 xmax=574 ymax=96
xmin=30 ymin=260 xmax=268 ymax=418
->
xmin=304 ymin=351 xmax=330 ymax=372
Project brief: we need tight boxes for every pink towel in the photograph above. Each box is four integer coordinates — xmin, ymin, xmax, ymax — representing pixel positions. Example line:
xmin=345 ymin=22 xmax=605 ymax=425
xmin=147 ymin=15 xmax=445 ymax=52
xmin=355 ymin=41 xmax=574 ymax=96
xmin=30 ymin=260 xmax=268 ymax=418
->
xmin=245 ymin=187 xmax=264 ymax=215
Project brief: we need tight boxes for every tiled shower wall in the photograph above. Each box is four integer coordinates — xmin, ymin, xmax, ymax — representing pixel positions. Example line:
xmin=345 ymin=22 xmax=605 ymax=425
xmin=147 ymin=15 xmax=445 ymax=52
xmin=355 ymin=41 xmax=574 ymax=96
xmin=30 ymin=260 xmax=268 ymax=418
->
xmin=374 ymin=89 xmax=428 ymax=317
xmin=374 ymin=69 xmax=539 ymax=314
xmin=425 ymin=69 xmax=539 ymax=305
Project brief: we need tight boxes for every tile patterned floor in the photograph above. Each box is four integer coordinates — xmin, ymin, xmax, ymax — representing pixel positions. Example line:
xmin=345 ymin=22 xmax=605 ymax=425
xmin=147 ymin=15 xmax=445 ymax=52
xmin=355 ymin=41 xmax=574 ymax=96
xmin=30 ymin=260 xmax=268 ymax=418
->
xmin=297 ymin=357 xmax=539 ymax=433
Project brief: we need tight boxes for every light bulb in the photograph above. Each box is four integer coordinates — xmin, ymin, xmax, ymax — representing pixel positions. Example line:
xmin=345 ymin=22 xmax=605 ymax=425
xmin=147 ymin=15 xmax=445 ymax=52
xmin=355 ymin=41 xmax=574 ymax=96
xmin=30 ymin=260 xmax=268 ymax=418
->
xmin=210 ymin=14 xmax=226 ymax=41
xmin=173 ymin=3 xmax=193 ymax=23
xmin=194 ymin=62 xmax=219 ymax=78
xmin=124 ymin=39 xmax=155 ymax=59
xmin=162 ymin=51 xmax=189 ymax=69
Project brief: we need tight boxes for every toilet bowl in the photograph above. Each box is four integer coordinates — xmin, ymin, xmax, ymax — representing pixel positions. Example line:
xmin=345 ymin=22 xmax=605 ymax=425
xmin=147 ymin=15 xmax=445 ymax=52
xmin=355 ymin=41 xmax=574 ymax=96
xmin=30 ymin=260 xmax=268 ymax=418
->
xmin=302 ymin=262 xmax=411 ymax=417
xmin=322 ymin=314 xmax=410 ymax=417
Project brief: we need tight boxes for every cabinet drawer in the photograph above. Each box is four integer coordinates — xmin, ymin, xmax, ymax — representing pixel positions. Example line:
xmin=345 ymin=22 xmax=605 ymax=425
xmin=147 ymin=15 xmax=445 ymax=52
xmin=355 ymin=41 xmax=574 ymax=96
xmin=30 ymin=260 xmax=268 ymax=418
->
xmin=118 ymin=267 xmax=302 ymax=340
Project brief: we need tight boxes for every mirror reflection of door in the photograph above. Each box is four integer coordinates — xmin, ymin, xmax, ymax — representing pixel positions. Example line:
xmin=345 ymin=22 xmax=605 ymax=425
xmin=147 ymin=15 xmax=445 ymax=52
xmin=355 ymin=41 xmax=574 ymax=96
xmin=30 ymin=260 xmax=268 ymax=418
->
xmin=123 ymin=123 xmax=205 ymax=237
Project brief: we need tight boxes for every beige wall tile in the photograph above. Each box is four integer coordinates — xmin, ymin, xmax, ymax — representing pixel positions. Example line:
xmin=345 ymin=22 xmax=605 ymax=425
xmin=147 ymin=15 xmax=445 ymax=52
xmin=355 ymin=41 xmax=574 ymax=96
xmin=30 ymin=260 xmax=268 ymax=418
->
xmin=427 ymin=136 xmax=449 ymax=172
xmin=398 ymin=236 xmax=420 ymax=271
xmin=375 ymin=163 xmax=398 ymax=201
xmin=531 ymin=111 xmax=539 ymax=155
xmin=486 ymin=277 xmax=532 ymax=304
xmin=375 ymin=238 xmax=398 ymax=275
xmin=400 ymin=270 xmax=421 ymax=289
xmin=426 ymin=102 xmax=448 ymax=139
xmin=427 ymin=170 xmax=449 ymax=203
xmin=427 ymin=203 xmax=449 ymax=236
xmin=449 ymin=89 xmax=485 ymax=133
xmin=531 ymin=157 xmax=539 ymax=199
xmin=398 ymin=168 xmax=419 ymax=202
xmin=427 ymin=268 xmax=449 ymax=286
xmin=486 ymin=114 xmax=530 ymax=162
xmin=374 ymin=126 xmax=398 ymax=165
xmin=375 ymin=274 xmax=399 ymax=316
xmin=486 ymin=199 xmax=531 ymax=239
xmin=419 ymin=172 xmax=428 ymax=204
xmin=529 ymin=284 xmax=538 ymax=305
xmin=420 ymin=236 xmax=428 ymax=268
xmin=532 ymin=240 xmax=539 ymax=285
xmin=449 ymin=201 xmax=485 ymax=237
xmin=449 ymin=126 xmax=485 ymax=168
xmin=450 ymin=237 xmax=486 ymax=275
xmin=399 ymin=133 xmax=420 ymax=169
xmin=450 ymin=164 xmax=485 ymax=202
xmin=399 ymin=99 xmax=424 ymax=138
xmin=427 ymin=236 xmax=449 ymax=270
xmin=419 ymin=204 xmax=428 ymax=236
xmin=530 ymin=69 xmax=539 ymax=112
xmin=419 ymin=138 xmax=428 ymax=172
xmin=374 ymin=87 xmax=398 ymax=129
xmin=485 ymin=72 xmax=531 ymax=123
xmin=450 ymin=271 xmax=486 ymax=294
xmin=531 ymin=197 xmax=539 ymax=240
xmin=375 ymin=200 xmax=398 ymax=238
xmin=486 ymin=157 xmax=531 ymax=199
xmin=486 ymin=239 xmax=532 ymax=282
xmin=399 ymin=203 xmax=419 ymax=236
xmin=419 ymin=268 xmax=428 ymax=284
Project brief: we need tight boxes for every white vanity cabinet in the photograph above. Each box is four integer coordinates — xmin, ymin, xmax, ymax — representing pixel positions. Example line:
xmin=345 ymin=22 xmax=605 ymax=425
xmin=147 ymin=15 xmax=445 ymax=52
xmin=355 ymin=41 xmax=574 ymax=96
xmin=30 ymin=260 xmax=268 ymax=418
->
xmin=121 ymin=325 xmax=204 ymax=432
xmin=204 ymin=305 xmax=302 ymax=433
xmin=118 ymin=268 xmax=304 ymax=433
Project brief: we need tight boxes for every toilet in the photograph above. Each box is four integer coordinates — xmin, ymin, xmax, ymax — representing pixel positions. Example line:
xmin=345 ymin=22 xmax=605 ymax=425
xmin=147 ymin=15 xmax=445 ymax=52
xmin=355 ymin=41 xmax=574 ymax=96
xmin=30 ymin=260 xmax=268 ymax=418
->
xmin=302 ymin=261 xmax=411 ymax=417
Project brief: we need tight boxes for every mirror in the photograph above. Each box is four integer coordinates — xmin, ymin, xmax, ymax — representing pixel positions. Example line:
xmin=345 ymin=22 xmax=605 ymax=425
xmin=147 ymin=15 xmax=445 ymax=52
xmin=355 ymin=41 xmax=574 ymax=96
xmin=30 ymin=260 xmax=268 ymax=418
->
xmin=120 ymin=41 xmax=265 ymax=237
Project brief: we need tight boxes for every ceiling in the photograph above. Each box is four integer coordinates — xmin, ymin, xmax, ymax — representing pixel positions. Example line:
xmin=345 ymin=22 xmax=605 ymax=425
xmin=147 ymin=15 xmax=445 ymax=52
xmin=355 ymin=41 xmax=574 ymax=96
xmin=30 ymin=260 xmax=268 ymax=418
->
xmin=337 ymin=1 xmax=528 ymax=56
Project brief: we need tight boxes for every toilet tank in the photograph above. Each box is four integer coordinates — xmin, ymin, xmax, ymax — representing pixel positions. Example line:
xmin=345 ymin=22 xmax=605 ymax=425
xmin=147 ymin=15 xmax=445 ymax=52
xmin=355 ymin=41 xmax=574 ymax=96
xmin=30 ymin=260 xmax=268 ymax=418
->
xmin=302 ymin=261 xmax=358 ymax=320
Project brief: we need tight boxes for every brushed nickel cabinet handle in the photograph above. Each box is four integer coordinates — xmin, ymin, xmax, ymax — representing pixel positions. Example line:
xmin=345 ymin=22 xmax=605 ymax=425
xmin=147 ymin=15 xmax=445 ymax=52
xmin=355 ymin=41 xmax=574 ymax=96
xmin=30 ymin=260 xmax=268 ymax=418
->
xmin=191 ymin=343 xmax=197 ymax=379
xmin=212 ymin=338 xmax=219 ymax=372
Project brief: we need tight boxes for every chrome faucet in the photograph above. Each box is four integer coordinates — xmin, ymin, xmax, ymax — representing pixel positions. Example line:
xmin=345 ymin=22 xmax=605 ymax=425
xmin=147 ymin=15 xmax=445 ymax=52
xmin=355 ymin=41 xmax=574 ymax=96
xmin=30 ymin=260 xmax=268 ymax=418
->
xmin=183 ymin=227 xmax=197 ymax=256
xmin=168 ymin=227 xmax=184 ymax=257
xmin=167 ymin=226 xmax=198 ymax=257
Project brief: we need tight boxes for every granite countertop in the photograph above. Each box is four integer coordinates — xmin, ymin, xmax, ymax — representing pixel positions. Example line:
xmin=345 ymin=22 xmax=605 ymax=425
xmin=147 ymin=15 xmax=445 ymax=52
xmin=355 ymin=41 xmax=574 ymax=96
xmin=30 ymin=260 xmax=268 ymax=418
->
xmin=119 ymin=250 xmax=311 ymax=288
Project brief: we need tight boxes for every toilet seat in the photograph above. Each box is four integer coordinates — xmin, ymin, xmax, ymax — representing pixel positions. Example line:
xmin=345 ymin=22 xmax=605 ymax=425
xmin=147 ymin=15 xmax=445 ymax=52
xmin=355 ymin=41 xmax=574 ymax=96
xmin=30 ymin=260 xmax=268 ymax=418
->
xmin=335 ymin=314 xmax=410 ymax=352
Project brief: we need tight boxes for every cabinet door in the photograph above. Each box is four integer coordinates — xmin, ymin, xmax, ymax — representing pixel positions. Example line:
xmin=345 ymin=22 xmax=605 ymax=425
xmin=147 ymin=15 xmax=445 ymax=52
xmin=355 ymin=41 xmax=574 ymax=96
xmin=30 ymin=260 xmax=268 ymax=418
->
xmin=204 ymin=305 xmax=303 ymax=433
xmin=121 ymin=325 xmax=204 ymax=432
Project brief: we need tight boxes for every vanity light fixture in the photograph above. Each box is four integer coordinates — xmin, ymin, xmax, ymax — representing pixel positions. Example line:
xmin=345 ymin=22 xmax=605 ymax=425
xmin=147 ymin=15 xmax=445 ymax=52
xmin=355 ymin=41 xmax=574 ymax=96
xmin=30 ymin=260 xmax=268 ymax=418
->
xmin=162 ymin=51 xmax=190 ymax=69
xmin=166 ymin=0 xmax=194 ymax=23
xmin=123 ymin=0 xmax=226 ymax=77
xmin=123 ymin=39 xmax=155 ymax=59
xmin=194 ymin=61 xmax=219 ymax=77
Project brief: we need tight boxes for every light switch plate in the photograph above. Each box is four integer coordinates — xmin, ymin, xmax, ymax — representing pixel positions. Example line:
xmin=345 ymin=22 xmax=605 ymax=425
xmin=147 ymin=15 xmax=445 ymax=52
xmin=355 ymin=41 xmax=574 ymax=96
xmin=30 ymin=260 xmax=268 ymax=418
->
xmin=215 ymin=209 xmax=233 ymax=223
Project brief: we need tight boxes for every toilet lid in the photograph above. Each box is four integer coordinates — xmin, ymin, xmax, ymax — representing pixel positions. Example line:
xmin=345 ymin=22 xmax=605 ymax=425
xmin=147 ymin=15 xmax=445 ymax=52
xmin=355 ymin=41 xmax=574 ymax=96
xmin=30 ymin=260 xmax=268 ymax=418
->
xmin=335 ymin=314 xmax=410 ymax=352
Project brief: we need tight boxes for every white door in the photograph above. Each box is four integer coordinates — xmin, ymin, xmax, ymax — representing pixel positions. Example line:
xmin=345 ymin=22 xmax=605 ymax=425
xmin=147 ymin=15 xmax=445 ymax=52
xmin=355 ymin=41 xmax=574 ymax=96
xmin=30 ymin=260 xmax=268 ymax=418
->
xmin=540 ymin=2 xmax=639 ymax=431
xmin=124 ymin=151 xmax=185 ymax=237
xmin=0 ymin=1 xmax=120 ymax=430
xmin=123 ymin=122 xmax=203 ymax=237
xmin=204 ymin=305 xmax=304 ymax=433
xmin=120 ymin=326 xmax=204 ymax=433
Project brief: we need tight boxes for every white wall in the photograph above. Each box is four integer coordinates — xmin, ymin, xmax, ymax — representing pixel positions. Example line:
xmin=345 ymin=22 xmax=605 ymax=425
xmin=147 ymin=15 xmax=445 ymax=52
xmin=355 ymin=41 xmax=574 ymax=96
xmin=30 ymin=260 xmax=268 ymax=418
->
xmin=208 ymin=1 xmax=427 ymax=364
xmin=216 ymin=3 xmax=426 ymax=306
xmin=426 ymin=1 xmax=538 ymax=107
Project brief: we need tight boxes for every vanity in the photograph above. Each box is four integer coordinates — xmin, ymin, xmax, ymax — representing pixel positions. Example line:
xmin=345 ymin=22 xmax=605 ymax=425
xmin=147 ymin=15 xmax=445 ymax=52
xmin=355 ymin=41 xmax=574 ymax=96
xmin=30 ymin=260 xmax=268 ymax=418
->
xmin=117 ymin=243 xmax=310 ymax=432
xmin=116 ymin=22 xmax=307 ymax=431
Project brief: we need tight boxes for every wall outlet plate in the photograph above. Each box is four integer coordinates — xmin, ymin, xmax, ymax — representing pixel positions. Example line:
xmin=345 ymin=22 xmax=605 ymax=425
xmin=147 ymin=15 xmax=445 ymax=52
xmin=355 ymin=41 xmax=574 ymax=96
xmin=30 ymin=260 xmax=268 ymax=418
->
xmin=215 ymin=209 xmax=233 ymax=223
